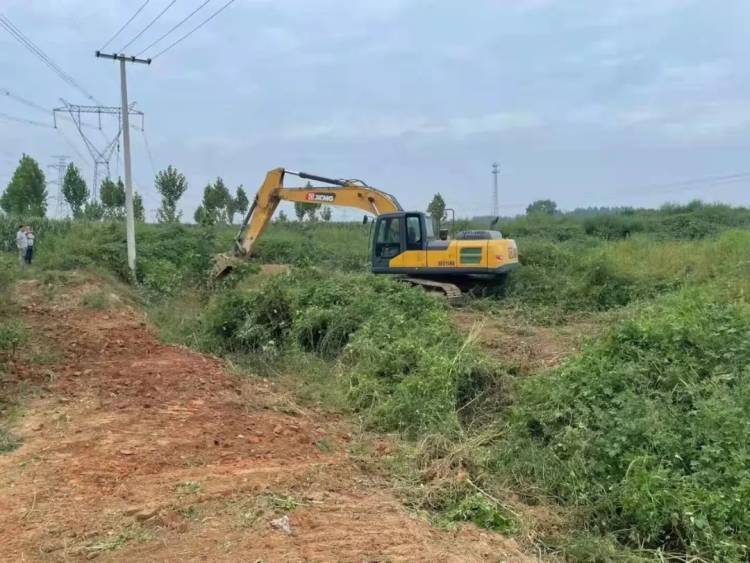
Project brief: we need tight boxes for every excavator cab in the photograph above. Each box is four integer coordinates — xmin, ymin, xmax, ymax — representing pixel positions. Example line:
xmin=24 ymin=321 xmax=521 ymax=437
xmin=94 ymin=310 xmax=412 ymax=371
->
xmin=372 ymin=212 xmax=434 ymax=272
xmin=371 ymin=210 xmax=519 ymax=282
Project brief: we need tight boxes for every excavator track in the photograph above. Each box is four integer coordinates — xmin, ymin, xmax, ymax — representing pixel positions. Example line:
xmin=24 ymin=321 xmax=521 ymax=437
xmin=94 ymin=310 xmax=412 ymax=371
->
xmin=401 ymin=277 xmax=464 ymax=303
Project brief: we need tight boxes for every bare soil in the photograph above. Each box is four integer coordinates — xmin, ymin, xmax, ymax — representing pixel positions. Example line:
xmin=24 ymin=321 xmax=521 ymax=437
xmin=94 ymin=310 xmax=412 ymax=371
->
xmin=0 ymin=276 xmax=531 ymax=562
xmin=452 ymin=310 xmax=597 ymax=375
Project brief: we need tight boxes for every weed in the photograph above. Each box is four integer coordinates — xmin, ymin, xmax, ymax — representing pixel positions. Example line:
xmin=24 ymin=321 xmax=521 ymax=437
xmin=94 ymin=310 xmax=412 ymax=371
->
xmin=314 ymin=437 xmax=333 ymax=453
xmin=267 ymin=494 xmax=300 ymax=512
xmin=0 ymin=320 xmax=26 ymax=363
xmin=79 ymin=523 xmax=154 ymax=555
xmin=498 ymin=289 xmax=750 ymax=560
xmin=202 ymin=270 xmax=501 ymax=436
xmin=0 ymin=428 xmax=21 ymax=453
xmin=80 ymin=290 xmax=110 ymax=309
xmin=174 ymin=480 xmax=202 ymax=496
xmin=228 ymin=492 xmax=301 ymax=528
xmin=445 ymin=493 xmax=513 ymax=532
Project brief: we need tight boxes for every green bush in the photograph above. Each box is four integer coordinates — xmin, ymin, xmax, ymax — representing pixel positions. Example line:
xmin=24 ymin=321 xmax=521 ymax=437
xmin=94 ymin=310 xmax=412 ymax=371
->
xmin=0 ymin=319 xmax=26 ymax=361
xmin=202 ymin=270 xmax=500 ymax=435
xmin=497 ymin=289 xmax=750 ymax=560
xmin=504 ymin=230 xmax=750 ymax=315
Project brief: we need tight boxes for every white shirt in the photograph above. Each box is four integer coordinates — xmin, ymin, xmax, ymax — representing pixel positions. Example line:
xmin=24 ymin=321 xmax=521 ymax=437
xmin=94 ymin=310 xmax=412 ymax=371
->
xmin=26 ymin=233 xmax=34 ymax=247
xmin=16 ymin=230 xmax=27 ymax=250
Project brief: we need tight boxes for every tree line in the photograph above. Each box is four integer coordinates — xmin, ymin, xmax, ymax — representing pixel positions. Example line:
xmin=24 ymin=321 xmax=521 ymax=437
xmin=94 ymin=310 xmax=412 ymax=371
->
xmin=0 ymin=153 xmax=566 ymax=226
xmin=0 ymin=153 xmax=250 ymax=225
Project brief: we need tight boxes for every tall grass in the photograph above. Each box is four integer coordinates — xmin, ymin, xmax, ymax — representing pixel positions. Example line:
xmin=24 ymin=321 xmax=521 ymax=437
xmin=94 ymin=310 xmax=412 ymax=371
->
xmin=200 ymin=270 xmax=501 ymax=436
xmin=497 ymin=288 xmax=750 ymax=560
xmin=505 ymin=229 xmax=750 ymax=315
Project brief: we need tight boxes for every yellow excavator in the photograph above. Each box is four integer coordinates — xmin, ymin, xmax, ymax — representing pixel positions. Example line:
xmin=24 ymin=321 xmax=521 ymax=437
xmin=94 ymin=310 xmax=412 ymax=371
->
xmin=215 ymin=168 xmax=519 ymax=298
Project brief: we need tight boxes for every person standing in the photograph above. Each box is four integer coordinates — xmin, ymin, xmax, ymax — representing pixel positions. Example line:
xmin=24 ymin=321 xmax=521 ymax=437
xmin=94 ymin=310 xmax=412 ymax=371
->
xmin=24 ymin=227 xmax=35 ymax=265
xmin=15 ymin=225 xmax=27 ymax=266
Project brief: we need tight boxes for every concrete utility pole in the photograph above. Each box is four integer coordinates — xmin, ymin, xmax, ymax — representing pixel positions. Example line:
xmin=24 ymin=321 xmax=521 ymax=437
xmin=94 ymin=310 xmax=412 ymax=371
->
xmin=95 ymin=51 xmax=151 ymax=278
xmin=491 ymin=162 xmax=499 ymax=217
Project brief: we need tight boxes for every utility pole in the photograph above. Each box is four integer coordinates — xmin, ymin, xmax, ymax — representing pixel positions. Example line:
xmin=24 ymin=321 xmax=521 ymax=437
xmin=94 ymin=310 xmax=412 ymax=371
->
xmin=491 ymin=162 xmax=499 ymax=217
xmin=95 ymin=51 xmax=151 ymax=278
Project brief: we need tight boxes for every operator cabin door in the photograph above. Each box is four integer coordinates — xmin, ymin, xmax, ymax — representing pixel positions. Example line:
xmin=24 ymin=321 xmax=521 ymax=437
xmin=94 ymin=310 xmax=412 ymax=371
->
xmin=405 ymin=213 xmax=427 ymax=268
xmin=373 ymin=216 xmax=405 ymax=271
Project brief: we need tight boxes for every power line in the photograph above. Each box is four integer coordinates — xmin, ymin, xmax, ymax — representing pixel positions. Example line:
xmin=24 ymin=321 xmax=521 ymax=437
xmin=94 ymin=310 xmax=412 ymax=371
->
xmin=120 ymin=0 xmax=178 ymax=52
xmin=56 ymin=126 xmax=91 ymax=169
xmin=0 ymin=15 xmax=100 ymax=104
xmin=1 ymin=88 xmax=48 ymax=113
xmin=100 ymin=0 xmax=151 ymax=51
xmin=136 ymin=0 xmax=212 ymax=57
xmin=141 ymin=128 xmax=158 ymax=177
xmin=1 ymin=88 xmax=99 ymax=130
xmin=611 ymin=171 xmax=750 ymax=197
xmin=0 ymin=111 xmax=52 ymax=128
xmin=151 ymin=0 xmax=237 ymax=59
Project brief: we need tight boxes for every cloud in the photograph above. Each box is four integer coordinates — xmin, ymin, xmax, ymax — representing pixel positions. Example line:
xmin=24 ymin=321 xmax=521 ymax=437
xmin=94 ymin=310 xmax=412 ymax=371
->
xmin=568 ymin=99 xmax=750 ymax=143
xmin=280 ymin=111 xmax=543 ymax=141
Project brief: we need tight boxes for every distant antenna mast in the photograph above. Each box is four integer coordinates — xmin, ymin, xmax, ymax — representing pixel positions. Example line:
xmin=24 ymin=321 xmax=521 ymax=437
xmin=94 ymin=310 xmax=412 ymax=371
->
xmin=491 ymin=162 xmax=499 ymax=217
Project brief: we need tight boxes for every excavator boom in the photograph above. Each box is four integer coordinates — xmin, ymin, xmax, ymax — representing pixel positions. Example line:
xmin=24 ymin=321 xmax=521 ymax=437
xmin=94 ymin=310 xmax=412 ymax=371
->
xmin=214 ymin=167 xmax=402 ymax=277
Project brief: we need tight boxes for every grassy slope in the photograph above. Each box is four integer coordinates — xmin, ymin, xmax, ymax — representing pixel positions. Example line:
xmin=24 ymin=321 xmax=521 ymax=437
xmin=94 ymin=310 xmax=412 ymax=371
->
xmin=2 ymin=203 xmax=750 ymax=559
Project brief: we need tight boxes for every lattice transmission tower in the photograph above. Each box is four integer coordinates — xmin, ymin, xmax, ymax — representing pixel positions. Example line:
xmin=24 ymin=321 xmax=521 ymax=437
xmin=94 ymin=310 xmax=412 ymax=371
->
xmin=53 ymin=100 xmax=144 ymax=199
xmin=47 ymin=154 xmax=70 ymax=218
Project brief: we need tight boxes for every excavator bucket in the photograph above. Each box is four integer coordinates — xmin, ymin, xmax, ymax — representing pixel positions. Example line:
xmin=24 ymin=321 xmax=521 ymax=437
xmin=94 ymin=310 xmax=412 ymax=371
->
xmin=212 ymin=252 xmax=243 ymax=280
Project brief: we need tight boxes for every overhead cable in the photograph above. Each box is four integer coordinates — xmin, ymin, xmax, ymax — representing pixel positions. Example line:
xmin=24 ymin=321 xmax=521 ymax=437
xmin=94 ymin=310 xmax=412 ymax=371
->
xmin=120 ymin=0 xmax=178 ymax=52
xmin=150 ymin=0 xmax=236 ymax=59
xmin=0 ymin=15 xmax=100 ymax=104
xmin=136 ymin=0 xmax=212 ymax=57
xmin=100 ymin=0 xmax=151 ymax=50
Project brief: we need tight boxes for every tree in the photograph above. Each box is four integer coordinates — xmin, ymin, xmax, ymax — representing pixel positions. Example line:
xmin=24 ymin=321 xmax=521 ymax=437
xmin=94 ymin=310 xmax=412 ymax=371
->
xmin=134 ymin=193 xmax=145 ymax=222
xmin=427 ymin=193 xmax=446 ymax=222
xmin=61 ymin=163 xmax=88 ymax=218
xmin=294 ymin=182 xmax=318 ymax=221
xmin=276 ymin=210 xmax=288 ymax=223
xmin=100 ymin=178 xmax=126 ymax=218
xmin=211 ymin=177 xmax=232 ymax=223
xmin=320 ymin=206 xmax=332 ymax=222
xmin=231 ymin=185 xmax=249 ymax=223
xmin=526 ymin=199 xmax=558 ymax=216
xmin=82 ymin=201 xmax=104 ymax=221
xmin=196 ymin=178 xmax=232 ymax=225
xmin=194 ymin=205 xmax=207 ymax=225
xmin=154 ymin=165 xmax=187 ymax=223
xmin=294 ymin=201 xmax=317 ymax=221
xmin=0 ymin=154 xmax=47 ymax=216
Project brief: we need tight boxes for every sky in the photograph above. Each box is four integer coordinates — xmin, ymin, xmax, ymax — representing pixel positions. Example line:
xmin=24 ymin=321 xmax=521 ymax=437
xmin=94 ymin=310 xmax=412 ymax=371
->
xmin=1 ymin=0 xmax=749 ymax=220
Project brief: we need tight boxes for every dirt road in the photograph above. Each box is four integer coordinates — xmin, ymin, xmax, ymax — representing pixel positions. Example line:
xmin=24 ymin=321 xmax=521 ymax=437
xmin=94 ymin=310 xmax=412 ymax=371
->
xmin=0 ymin=276 xmax=529 ymax=562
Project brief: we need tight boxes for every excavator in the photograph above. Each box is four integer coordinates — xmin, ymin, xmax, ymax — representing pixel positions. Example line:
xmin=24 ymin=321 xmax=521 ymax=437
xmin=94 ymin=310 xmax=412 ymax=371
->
xmin=215 ymin=168 xmax=519 ymax=298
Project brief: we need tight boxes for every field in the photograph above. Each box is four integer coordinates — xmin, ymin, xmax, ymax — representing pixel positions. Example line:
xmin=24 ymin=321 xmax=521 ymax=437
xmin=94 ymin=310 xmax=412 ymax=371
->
xmin=2 ymin=201 xmax=750 ymax=561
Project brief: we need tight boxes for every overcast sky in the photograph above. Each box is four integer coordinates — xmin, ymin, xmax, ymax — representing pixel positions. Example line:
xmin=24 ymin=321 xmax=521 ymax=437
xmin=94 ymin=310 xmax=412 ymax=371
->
xmin=2 ymin=0 xmax=749 ymax=220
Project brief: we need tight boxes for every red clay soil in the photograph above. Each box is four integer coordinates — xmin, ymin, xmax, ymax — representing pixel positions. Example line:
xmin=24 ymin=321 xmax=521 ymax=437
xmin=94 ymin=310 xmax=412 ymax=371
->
xmin=0 ymin=278 xmax=531 ymax=562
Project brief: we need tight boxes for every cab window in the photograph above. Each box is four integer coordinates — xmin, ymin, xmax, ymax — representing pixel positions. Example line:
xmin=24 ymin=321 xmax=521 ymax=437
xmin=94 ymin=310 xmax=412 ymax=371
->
xmin=406 ymin=215 xmax=423 ymax=250
xmin=375 ymin=217 xmax=402 ymax=258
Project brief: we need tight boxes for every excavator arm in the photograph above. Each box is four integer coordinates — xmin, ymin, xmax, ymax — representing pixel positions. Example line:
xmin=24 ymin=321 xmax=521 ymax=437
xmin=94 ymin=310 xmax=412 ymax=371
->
xmin=214 ymin=167 xmax=402 ymax=277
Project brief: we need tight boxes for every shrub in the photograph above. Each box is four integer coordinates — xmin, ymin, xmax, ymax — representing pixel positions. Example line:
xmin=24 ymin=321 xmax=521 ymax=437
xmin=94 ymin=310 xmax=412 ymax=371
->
xmin=0 ymin=320 xmax=26 ymax=362
xmin=497 ymin=289 xmax=750 ymax=560
xmin=202 ymin=270 xmax=501 ymax=435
